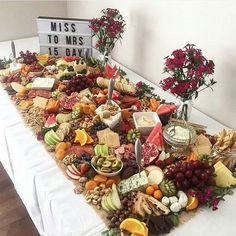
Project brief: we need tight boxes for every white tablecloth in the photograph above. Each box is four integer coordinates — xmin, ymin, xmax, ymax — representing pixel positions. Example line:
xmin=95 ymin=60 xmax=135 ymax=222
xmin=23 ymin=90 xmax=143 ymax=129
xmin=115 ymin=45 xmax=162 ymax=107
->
xmin=0 ymin=37 xmax=235 ymax=236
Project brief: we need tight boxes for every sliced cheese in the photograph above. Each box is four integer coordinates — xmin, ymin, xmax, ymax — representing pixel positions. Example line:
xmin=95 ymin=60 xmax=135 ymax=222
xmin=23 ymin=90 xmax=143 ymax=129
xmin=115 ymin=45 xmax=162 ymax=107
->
xmin=192 ymin=134 xmax=212 ymax=157
xmin=0 ymin=68 xmax=10 ymax=76
xmin=33 ymin=96 xmax=48 ymax=109
xmin=104 ymin=132 xmax=120 ymax=148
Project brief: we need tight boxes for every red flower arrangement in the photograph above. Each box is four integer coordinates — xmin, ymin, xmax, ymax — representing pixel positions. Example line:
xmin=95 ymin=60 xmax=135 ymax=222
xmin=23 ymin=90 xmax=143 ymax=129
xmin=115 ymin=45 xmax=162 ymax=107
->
xmin=160 ymin=44 xmax=216 ymax=101
xmin=89 ymin=8 xmax=125 ymax=57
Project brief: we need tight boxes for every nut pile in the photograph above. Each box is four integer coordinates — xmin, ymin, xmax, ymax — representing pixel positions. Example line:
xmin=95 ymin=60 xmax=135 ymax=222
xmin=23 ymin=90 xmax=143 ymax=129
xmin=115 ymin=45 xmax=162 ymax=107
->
xmin=24 ymin=106 xmax=45 ymax=131
xmin=85 ymin=184 xmax=111 ymax=210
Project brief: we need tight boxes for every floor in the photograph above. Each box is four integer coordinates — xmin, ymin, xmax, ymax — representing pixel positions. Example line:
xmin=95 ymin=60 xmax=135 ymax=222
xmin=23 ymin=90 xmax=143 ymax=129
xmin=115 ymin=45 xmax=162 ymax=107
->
xmin=0 ymin=163 xmax=39 ymax=236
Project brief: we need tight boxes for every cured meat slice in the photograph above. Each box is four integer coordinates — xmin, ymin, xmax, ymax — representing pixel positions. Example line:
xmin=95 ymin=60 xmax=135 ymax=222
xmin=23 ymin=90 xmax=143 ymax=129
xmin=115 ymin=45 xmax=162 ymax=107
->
xmin=28 ymin=89 xmax=52 ymax=98
xmin=60 ymin=96 xmax=79 ymax=110
xmin=142 ymin=142 xmax=159 ymax=165
xmin=66 ymin=145 xmax=94 ymax=156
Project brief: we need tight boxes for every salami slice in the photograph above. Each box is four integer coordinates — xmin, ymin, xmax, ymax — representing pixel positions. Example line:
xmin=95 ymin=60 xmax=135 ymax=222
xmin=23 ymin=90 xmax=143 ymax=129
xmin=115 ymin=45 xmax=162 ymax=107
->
xmin=28 ymin=89 xmax=52 ymax=98
xmin=142 ymin=142 xmax=159 ymax=165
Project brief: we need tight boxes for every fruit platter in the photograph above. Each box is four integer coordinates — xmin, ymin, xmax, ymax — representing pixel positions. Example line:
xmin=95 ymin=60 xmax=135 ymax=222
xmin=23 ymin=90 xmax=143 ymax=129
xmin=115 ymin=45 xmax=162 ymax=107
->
xmin=0 ymin=51 xmax=236 ymax=236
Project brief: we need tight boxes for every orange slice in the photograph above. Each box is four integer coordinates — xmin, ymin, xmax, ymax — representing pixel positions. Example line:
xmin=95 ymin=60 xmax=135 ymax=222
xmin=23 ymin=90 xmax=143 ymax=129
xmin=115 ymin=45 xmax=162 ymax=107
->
xmin=186 ymin=194 xmax=199 ymax=210
xmin=86 ymin=133 xmax=94 ymax=144
xmin=74 ymin=129 xmax=88 ymax=146
xmin=120 ymin=218 xmax=146 ymax=236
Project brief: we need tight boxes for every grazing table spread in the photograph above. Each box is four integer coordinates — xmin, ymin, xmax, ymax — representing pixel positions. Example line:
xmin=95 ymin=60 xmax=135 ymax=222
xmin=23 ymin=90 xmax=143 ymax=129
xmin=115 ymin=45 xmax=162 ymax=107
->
xmin=0 ymin=37 xmax=236 ymax=236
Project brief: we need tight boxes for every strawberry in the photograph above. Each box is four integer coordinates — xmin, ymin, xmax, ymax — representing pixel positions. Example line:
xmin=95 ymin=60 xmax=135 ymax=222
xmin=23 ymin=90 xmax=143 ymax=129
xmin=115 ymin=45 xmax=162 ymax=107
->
xmin=96 ymin=96 xmax=107 ymax=105
xmin=79 ymin=162 xmax=90 ymax=176
xmin=134 ymin=100 xmax=142 ymax=109
xmin=120 ymin=120 xmax=134 ymax=133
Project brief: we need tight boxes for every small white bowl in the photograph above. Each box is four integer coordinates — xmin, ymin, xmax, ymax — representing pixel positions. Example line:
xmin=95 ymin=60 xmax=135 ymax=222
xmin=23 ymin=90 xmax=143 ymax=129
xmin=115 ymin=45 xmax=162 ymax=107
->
xmin=133 ymin=112 xmax=160 ymax=135
xmin=95 ymin=101 xmax=122 ymax=129
xmin=91 ymin=158 xmax=123 ymax=177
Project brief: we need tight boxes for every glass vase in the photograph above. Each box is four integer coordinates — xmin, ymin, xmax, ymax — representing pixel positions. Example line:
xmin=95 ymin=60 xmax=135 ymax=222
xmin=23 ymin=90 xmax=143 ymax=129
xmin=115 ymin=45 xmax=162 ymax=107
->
xmin=97 ymin=49 xmax=112 ymax=66
xmin=176 ymin=99 xmax=193 ymax=121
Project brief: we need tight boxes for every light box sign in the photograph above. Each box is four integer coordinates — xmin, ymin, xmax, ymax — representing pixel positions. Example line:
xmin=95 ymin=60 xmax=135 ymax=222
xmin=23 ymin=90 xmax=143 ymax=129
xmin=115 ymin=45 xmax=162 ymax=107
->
xmin=37 ymin=16 xmax=92 ymax=57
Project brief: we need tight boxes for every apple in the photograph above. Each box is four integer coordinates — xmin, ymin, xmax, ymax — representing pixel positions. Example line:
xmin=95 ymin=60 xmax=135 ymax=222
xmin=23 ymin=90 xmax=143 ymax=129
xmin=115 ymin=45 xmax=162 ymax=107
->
xmin=110 ymin=184 xmax=122 ymax=210
xmin=66 ymin=169 xmax=80 ymax=180
xmin=101 ymin=195 xmax=110 ymax=212
xmin=101 ymin=144 xmax=108 ymax=155
xmin=71 ymin=164 xmax=81 ymax=175
xmin=67 ymin=165 xmax=79 ymax=176
xmin=94 ymin=145 xmax=101 ymax=156
xmin=105 ymin=193 xmax=117 ymax=211
xmin=44 ymin=130 xmax=61 ymax=145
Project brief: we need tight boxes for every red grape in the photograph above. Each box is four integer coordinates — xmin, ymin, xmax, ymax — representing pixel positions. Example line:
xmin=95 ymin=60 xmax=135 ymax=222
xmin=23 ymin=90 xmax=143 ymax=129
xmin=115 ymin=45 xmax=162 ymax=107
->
xmin=176 ymin=172 xmax=185 ymax=181
xmin=194 ymin=169 xmax=202 ymax=177
xmin=185 ymin=170 xmax=193 ymax=178
xmin=200 ymin=172 xmax=208 ymax=181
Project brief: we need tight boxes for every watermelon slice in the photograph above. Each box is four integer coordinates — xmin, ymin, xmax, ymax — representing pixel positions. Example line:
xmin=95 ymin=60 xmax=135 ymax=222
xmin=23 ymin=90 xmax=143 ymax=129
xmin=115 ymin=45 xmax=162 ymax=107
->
xmin=112 ymin=90 xmax=120 ymax=100
xmin=156 ymin=104 xmax=176 ymax=116
xmin=41 ymin=115 xmax=58 ymax=134
xmin=45 ymin=115 xmax=57 ymax=127
xmin=147 ymin=123 xmax=164 ymax=150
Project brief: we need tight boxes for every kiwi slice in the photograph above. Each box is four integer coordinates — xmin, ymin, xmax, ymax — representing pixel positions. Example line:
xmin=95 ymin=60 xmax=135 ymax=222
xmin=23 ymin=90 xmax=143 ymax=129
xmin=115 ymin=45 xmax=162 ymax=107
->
xmin=102 ymin=161 xmax=112 ymax=168
xmin=101 ymin=167 xmax=112 ymax=173
xmin=97 ymin=158 xmax=104 ymax=167
xmin=112 ymin=160 xmax=120 ymax=168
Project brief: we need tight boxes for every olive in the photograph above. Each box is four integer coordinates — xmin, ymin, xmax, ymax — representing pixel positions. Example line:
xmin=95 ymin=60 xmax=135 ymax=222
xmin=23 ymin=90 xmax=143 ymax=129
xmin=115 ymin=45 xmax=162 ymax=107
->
xmin=115 ymin=221 xmax=120 ymax=227
xmin=111 ymin=217 xmax=117 ymax=223
xmin=109 ymin=223 xmax=115 ymax=228
xmin=127 ymin=201 xmax=132 ymax=207
xmin=107 ymin=214 xmax=113 ymax=220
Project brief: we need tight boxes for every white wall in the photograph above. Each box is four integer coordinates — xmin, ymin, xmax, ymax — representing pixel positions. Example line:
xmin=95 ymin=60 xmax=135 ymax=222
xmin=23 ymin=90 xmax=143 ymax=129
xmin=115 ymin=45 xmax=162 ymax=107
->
xmin=67 ymin=0 xmax=236 ymax=129
xmin=0 ymin=1 xmax=67 ymax=42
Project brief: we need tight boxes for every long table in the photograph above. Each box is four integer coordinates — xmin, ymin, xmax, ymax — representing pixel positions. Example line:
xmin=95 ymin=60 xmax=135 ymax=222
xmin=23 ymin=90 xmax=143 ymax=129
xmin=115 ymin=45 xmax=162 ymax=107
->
xmin=0 ymin=37 xmax=235 ymax=236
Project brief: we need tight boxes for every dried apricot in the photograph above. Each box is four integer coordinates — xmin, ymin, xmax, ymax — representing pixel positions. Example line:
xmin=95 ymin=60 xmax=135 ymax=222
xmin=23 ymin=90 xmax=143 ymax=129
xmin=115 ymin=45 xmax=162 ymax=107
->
xmin=55 ymin=142 xmax=68 ymax=152
xmin=153 ymin=190 xmax=163 ymax=200
xmin=82 ymin=104 xmax=91 ymax=114
xmin=152 ymin=184 xmax=159 ymax=190
xmin=65 ymin=142 xmax=72 ymax=149
xmin=105 ymin=179 xmax=116 ymax=188
xmin=55 ymin=149 xmax=66 ymax=161
xmin=89 ymin=104 xmax=96 ymax=112
xmin=94 ymin=175 xmax=107 ymax=183
xmin=146 ymin=186 xmax=155 ymax=195
xmin=85 ymin=180 xmax=97 ymax=190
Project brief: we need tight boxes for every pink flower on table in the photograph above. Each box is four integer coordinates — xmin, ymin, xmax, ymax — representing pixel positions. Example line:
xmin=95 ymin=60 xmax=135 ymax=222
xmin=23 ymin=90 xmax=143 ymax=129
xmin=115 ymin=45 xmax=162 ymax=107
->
xmin=136 ymin=81 xmax=143 ymax=88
